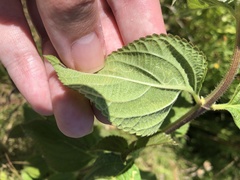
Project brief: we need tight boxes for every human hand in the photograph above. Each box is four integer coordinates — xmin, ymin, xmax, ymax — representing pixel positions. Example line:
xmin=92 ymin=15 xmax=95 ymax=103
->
xmin=0 ymin=0 xmax=166 ymax=137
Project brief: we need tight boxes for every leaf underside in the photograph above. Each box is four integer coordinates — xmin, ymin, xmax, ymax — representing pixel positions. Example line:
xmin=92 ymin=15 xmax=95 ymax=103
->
xmin=46 ymin=34 xmax=207 ymax=136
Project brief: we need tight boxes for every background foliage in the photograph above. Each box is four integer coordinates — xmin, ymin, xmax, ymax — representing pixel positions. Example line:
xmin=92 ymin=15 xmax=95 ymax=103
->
xmin=1 ymin=0 xmax=240 ymax=179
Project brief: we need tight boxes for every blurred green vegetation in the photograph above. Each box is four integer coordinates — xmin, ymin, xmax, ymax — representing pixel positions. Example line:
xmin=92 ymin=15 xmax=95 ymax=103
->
xmin=1 ymin=0 xmax=240 ymax=179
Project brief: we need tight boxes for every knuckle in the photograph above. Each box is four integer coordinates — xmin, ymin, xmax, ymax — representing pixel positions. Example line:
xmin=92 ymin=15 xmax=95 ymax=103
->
xmin=50 ymin=0 xmax=98 ymax=34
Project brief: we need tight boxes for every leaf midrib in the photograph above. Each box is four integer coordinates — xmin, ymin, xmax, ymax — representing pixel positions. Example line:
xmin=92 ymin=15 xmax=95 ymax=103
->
xmin=65 ymin=72 xmax=193 ymax=93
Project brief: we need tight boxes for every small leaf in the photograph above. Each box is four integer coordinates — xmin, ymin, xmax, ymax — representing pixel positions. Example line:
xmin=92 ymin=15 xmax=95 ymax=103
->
xmin=9 ymin=124 xmax=25 ymax=138
xmin=187 ymin=0 xmax=209 ymax=9
xmin=21 ymin=166 xmax=40 ymax=179
xmin=187 ymin=0 xmax=235 ymax=13
xmin=23 ymin=104 xmax=45 ymax=122
xmin=48 ymin=173 xmax=77 ymax=180
xmin=130 ymin=133 xmax=176 ymax=153
xmin=0 ymin=171 xmax=7 ymax=180
xmin=83 ymin=153 xmax=140 ymax=180
xmin=26 ymin=155 xmax=49 ymax=178
xmin=9 ymin=105 xmax=46 ymax=138
xmin=95 ymin=136 xmax=129 ymax=153
xmin=213 ymin=84 xmax=240 ymax=129
xmin=123 ymin=133 xmax=176 ymax=159
xmin=46 ymin=34 xmax=207 ymax=136
xmin=114 ymin=164 xmax=141 ymax=180
xmin=21 ymin=119 xmax=98 ymax=172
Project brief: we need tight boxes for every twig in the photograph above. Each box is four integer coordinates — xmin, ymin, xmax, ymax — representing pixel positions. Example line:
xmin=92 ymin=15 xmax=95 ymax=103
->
xmin=4 ymin=153 xmax=22 ymax=180
xmin=164 ymin=5 xmax=240 ymax=134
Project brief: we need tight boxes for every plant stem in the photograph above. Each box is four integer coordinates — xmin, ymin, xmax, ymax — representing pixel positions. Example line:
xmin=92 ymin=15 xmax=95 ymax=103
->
xmin=163 ymin=103 xmax=203 ymax=134
xmin=164 ymin=6 xmax=240 ymax=134
xmin=203 ymin=47 xmax=240 ymax=107
xmin=204 ymin=3 xmax=240 ymax=107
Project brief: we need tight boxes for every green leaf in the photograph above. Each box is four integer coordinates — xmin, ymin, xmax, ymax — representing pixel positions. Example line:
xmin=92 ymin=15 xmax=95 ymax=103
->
xmin=161 ymin=92 xmax=193 ymax=137
xmin=128 ymin=133 xmax=176 ymax=157
xmin=9 ymin=124 xmax=25 ymax=138
xmin=83 ymin=153 xmax=140 ymax=180
xmin=0 ymin=171 xmax=7 ymax=180
xmin=21 ymin=119 xmax=98 ymax=172
xmin=187 ymin=0 xmax=209 ymax=9
xmin=46 ymin=34 xmax=207 ymax=136
xmin=114 ymin=164 xmax=141 ymax=180
xmin=23 ymin=104 xmax=45 ymax=122
xmin=139 ymin=170 xmax=157 ymax=180
xmin=48 ymin=173 xmax=77 ymax=180
xmin=9 ymin=105 xmax=46 ymax=139
xmin=187 ymin=0 xmax=235 ymax=13
xmin=95 ymin=136 xmax=129 ymax=153
xmin=21 ymin=167 xmax=40 ymax=180
xmin=26 ymin=155 xmax=49 ymax=178
xmin=121 ymin=133 xmax=176 ymax=160
xmin=213 ymin=84 xmax=240 ymax=129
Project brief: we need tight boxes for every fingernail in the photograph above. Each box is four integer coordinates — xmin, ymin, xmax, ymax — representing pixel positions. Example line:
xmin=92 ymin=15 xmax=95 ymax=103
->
xmin=71 ymin=32 xmax=105 ymax=73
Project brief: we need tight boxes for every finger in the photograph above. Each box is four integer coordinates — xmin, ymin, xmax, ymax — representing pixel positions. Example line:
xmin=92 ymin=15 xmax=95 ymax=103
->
xmin=36 ymin=0 xmax=105 ymax=73
xmin=0 ymin=0 xmax=52 ymax=115
xmin=107 ymin=0 xmax=166 ymax=44
xmin=44 ymin=45 xmax=95 ymax=137
xmin=27 ymin=0 xmax=95 ymax=137
xmin=98 ymin=0 xmax=124 ymax=54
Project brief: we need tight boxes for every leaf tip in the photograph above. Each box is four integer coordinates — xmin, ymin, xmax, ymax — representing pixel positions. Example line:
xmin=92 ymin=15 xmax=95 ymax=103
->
xmin=44 ymin=55 xmax=64 ymax=67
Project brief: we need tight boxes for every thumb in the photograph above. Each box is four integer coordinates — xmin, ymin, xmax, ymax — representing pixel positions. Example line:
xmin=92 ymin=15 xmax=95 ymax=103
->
xmin=36 ymin=0 xmax=105 ymax=72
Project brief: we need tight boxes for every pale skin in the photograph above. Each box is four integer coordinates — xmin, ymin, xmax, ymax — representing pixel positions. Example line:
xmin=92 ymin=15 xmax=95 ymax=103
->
xmin=0 ymin=0 xmax=166 ymax=137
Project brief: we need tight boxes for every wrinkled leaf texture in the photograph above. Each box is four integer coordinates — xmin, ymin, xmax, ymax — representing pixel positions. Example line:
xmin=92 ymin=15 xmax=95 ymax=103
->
xmin=47 ymin=34 xmax=207 ymax=136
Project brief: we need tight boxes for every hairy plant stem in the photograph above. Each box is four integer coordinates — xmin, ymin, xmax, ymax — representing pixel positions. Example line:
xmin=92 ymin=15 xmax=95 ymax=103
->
xmin=164 ymin=7 xmax=240 ymax=134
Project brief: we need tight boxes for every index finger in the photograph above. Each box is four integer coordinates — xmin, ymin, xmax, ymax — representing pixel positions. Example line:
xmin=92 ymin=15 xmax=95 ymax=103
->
xmin=107 ymin=0 xmax=166 ymax=44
